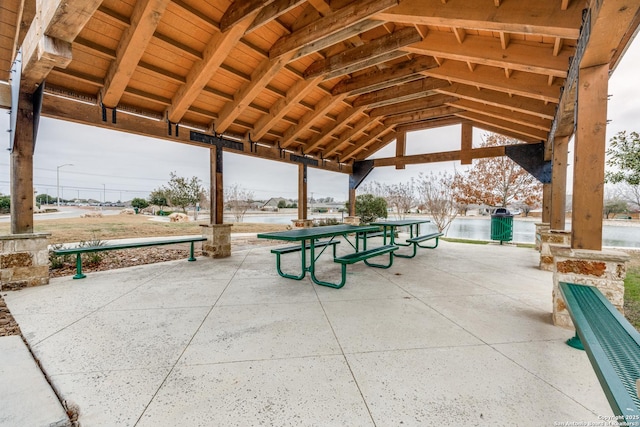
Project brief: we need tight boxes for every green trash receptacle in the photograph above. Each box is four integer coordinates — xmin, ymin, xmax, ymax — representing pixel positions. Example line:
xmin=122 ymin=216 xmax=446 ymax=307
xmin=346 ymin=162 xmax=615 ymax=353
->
xmin=491 ymin=208 xmax=513 ymax=243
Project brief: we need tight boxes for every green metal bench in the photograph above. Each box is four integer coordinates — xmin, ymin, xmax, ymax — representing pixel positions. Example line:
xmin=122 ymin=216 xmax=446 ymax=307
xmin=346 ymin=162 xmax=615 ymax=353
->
xmin=406 ymin=232 xmax=444 ymax=249
xmin=271 ymin=240 xmax=340 ymax=280
xmin=318 ymin=244 xmax=399 ymax=289
xmin=52 ymin=236 xmax=207 ymax=279
xmin=559 ymin=282 xmax=640 ymax=423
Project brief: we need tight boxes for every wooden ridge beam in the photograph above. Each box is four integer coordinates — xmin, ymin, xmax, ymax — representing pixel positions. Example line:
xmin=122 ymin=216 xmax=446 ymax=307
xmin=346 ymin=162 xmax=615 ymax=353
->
xmin=404 ymin=31 xmax=571 ymax=78
xmin=353 ymin=77 xmax=449 ymax=109
xmin=220 ymin=0 xmax=275 ymax=32
xmin=101 ymin=0 xmax=170 ymax=108
xmin=304 ymin=26 xmax=422 ymax=79
xmin=435 ymin=83 xmax=556 ymax=120
xmin=269 ymin=0 xmax=398 ymax=59
xmin=331 ymin=55 xmax=438 ymax=96
xmin=423 ymin=61 xmax=562 ymax=103
xmin=447 ymin=99 xmax=552 ymax=131
xmin=376 ymin=0 xmax=583 ymax=38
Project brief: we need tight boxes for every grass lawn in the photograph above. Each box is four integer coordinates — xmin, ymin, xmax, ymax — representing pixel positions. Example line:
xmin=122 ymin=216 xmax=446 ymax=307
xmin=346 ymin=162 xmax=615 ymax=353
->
xmin=624 ymin=256 xmax=640 ymax=330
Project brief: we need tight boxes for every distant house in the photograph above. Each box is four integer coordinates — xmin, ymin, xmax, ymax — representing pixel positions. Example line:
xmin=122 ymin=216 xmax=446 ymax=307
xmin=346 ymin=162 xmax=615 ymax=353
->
xmin=262 ymin=197 xmax=288 ymax=210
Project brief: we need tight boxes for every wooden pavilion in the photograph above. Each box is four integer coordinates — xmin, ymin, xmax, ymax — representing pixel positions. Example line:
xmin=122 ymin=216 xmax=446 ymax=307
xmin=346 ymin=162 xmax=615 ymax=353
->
xmin=1 ymin=1 xmax=640 ymax=311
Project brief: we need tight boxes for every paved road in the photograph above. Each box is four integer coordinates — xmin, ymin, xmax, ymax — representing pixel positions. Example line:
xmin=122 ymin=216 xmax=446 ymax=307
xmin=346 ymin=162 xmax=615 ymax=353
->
xmin=0 ymin=206 xmax=122 ymax=222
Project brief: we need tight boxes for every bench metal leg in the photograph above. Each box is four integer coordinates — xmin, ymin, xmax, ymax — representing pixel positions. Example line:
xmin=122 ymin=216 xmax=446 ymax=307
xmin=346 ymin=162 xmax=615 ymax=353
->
xmin=394 ymin=242 xmax=417 ymax=259
xmin=309 ymin=263 xmax=347 ymax=289
xmin=566 ymin=333 xmax=584 ymax=350
xmin=416 ymin=237 xmax=440 ymax=249
xmin=275 ymin=246 xmax=307 ymax=280
xmin=188 ymin=242 xmax=196 ymax=262
xmin=73 ymin=253 xmax=86 ymax=280
xmin=364 ymin=252 xmax=395 ymax=269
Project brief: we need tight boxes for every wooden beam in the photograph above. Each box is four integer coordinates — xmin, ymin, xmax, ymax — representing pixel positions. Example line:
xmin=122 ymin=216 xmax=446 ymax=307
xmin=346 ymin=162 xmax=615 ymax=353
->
xmin=353 ymin=78 xmax=450 ymax=109
xmin=212 ymin=146 xmax=224 ymax=224
xmin=373 ymin=145 xmax=508 ymax=167
xmin=369 ymin=94 xmax=458 ymax=118
xmin=10 ymin=92 xmax=35 ymax=233
xmin=423 ymin=61 xmax=562 ymax=103
xmin=304 ymin=106 xmax=367 ymax=154
xmin=40 ymin=93 xmax=352 ymax=174
xmin=447 ymin=99 xmax=552 ymax=131
xmin=571 ymin=64 xmax=609 ymax=250
xmin=269 ymin=0 xmax=398 ymax=59
xmin=298 ymin=163 xmax=308 ymax=219
xmin=322 ymin=118 xmax=372 ymax=157
xmin=383 ymin=106 xmax=462 ymax=127
xmin=331 ymin=55 xmax=438 ymax=96
xmin=435 ymin=83 xmax=556 ymax=120
xmin=40 ymin=0 xmax=103 ymax=41
xmin=396 ymin=131 xmax=406 ymax=169
xmin=340 ymin=124 xmax=392 ymax=161
xmin=394 ymin=117 xmax=464 ymax=134
xmin=215 ymin=51 xmax=294 ymax=133
xmin=304 ymin=27 xmax=422 ymax=79
xmin=404 ymin=32 xmax=570 ymax=78
xmin=354 ymin=130 xmax=397 ymax=161
xmin=101 ymin=0 xmax=170 ymax=108
xmin=248 ymin=0 xmax=307 ymax=33
xmin=550 ymin=136 xmax=569 ymax=230
xmin=454 ymin=111 xmax=548 ymax=140
xmin=470 ymin=122 xmax=539 ymax=144
xmin=376 ymin=0 xmax=583 ymax=38
xmin=220 ymin=0 xmax=275 ymax=32
xmin=251 ymin=76 xmax=323 ymax=140
xmin=167 ymin=15 xmax=256 ymax=124
xmin=460 ymin=123 xmax=473 ymax=165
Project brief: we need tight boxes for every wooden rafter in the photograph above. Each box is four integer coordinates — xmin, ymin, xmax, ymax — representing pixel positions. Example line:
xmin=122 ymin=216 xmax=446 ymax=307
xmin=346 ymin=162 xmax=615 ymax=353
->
xmin=353 ymin=78 xmax=450 ymax=109
xmin=101 ymin=0 xmax=170 ymax=108
xmin=322 ymin=117 xmax=372 ymax=157
xmin=248 ymin=0 xmax=307 ymax=33
xmin=340 ymin=124 xmax=392 ymax=161
xmin=369 ymin=94 xmax=458 ymax=118
xmin=383 ymin=106 xmax=462 ymax=127
xmin=304 ymin=106 xmax=367 ymax=154
xmin=455 ymin=110 xmax=548 ymax=140
xmin=446 ymin=99 xmax=552 ymax=131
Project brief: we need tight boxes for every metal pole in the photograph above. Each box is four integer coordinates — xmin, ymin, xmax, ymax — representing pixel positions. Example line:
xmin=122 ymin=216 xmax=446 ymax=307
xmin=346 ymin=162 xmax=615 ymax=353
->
xmin=56 ymin=163 xmax=73 ymax=206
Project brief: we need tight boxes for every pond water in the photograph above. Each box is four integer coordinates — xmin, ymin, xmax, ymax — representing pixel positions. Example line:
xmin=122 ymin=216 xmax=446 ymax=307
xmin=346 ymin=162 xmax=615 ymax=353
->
xmin=229 ymin=213 xmax=640 ymax=249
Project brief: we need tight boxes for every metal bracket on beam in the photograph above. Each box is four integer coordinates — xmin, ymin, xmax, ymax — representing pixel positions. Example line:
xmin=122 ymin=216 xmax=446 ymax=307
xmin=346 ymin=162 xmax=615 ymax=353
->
xmin=349 ymin=159 xmax=374 ymax=190
xmin=290 ymin=153 xmax=319 ymax=167
xmin=505 ymin=142 xmax=552 ymax=184
xmin=190 ymin=130 xmax=244 ymax=151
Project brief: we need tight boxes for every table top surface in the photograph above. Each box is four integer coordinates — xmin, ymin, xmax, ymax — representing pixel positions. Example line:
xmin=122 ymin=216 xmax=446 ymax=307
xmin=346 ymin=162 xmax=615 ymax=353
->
xmin=257 ymin=224 xmax=380 ymax=241
xmin=370 ymin=219 xmax=431 ymax=227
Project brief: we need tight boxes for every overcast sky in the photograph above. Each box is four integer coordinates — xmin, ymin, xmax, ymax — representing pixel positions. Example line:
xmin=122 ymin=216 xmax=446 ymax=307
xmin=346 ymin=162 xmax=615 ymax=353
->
xmin=1 ymin=36 xmax=639 ymax=203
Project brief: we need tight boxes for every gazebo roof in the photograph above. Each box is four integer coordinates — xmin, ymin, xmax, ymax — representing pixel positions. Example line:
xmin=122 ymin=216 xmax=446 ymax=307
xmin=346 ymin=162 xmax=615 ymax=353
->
xmin=1 ymin=1 xmax=639 ymax=173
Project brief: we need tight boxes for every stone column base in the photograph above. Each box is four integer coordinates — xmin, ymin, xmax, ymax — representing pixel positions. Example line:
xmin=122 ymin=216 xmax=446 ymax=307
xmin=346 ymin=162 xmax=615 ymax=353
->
xmin=551 ymin=246 xmax=629 ymax=328
xmin=200 ymin=224 xmax=232 ymax=258
xmin=291 ymin=219 xmax=314 ymax=228
xmin=1 ymin=233 xmax=51 ymax=291
xmin=343 ymin=216 xmax=361 ymax=226
xmin=539 ymin=230 xmax=570 ymax=271
xmin=534 ymin=222 xmax=550 ymax=251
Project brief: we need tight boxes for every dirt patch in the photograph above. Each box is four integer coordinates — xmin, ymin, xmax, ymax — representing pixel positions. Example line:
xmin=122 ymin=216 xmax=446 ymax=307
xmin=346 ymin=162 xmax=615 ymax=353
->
xmin=0 ymin=295 xmax=21 ymax=337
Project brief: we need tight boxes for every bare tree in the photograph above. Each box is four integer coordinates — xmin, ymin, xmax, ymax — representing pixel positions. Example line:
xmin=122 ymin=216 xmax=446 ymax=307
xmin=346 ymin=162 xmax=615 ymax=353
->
xmin=360 ymin=180 xmax=416 ymax=220
xmin=417 ymin=171 xmax=460 ymax=234
xmin=225 ymin=184 xmax=254 ymax=222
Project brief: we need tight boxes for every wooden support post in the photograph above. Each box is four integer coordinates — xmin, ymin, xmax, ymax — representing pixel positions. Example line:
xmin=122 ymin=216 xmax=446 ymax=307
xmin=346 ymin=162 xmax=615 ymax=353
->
xmin=395 ymin=131 xmax=406 ymax=170
xmin=298 ymin=163 xmax=308 ymax=220
xmin=10 ymin=93 xmax=35 ymax=234
xmin=348 ymin=187 xmax=356 ymax=216
xmin=550 ymin=136 xmax=569 ymax=230
xmin=460 ymin=123 xmax=473 ymax=165
xmin=542 ymin=184 xmax=551 ymax=223
xmin=571 ymin=64 xmax=609 ymax=250
xmin=212 ymin=146 xmax=224 ymax=224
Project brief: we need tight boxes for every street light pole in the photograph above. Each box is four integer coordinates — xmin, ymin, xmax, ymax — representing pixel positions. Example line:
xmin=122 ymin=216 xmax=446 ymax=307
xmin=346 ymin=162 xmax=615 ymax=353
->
xmin=56 ymin=163 xmax=73 ymax=206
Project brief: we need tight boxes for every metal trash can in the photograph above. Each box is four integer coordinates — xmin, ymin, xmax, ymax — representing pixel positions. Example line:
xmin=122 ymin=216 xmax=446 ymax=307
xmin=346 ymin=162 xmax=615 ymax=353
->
xmin=490 ymin=208 xmax=513 ymax=243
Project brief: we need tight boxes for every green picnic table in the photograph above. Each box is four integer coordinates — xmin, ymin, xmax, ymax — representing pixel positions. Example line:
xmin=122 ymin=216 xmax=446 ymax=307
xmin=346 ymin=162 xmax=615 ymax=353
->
xmin=257 ymin=224 xmax=399 ymax=289
xmin=370 ymin=219 xmax=442 ymax=258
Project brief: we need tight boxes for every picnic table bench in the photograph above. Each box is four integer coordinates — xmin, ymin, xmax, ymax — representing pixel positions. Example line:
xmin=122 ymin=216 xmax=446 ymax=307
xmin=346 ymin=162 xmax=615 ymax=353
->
xmin=406 ymin=232 xmax=444 ymax=249
xmin=559 ymin=282 xmax=640 ymax=423
xmin=52 ymin=236 xmax=207 ymax=279
xmin=370 ymin=220 xmax=439 ymax=258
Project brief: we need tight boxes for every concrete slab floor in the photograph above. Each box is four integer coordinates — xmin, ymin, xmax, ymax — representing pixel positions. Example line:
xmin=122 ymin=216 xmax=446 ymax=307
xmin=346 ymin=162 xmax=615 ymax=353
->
xmin=3 ymin=240 xmax=614 ymax=426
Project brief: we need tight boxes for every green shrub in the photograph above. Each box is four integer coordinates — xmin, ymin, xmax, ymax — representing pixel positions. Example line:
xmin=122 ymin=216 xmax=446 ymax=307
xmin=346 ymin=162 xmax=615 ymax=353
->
xmin=79 ymin=237 xmax=107 ymax=265
xmin=0 ymin=195 xmax=10 ymax=214
xmin=49 ymin=244 xmax=67 ymax=269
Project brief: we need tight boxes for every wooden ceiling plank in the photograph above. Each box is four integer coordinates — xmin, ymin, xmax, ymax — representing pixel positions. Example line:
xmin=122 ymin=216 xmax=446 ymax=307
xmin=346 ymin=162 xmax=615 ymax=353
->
xmin=172 ymin=0 xmax=220 ymax=31
xmin=435 ymin=83 xmax=556 ymax=119
xmin=215 ymin=51 xmax=295 ymax=133
xmin=353 ymin=77 xmax=450 ymax=109
xmin=304 ymin=26 xmax=422 ymax=79
xmin=307 ymin=0 xmax=332 ymax=15
xmin=220 ymin=0 xmax=276 ymax=32
xmin=422 ymin=61 xmax=562 ymax=103
xmin=383 ymin=105 xmax=463 ymax=126
xmin=354 ymin=131 xmax=397 ymax=161
xmin=280 ymin=93 xmax=348 ymax=148
xmin=404 ymin=32 xmax=570 ymax=78
xmin=248 ymin=0 xmax=307 ymax=33
xmin=101 ymin=0 xmax=170 ymax=108
xmin=455 ymin=110 xmax=548 ymax=140
xmin=304 ymin=105 xmax=367 ymax=153
xmin=340 ymin=123 xmax=390 ymax=160
xmin=376 ymin=0 xmax=583 ymax=38
xmin=447 ymin=98 xmax=552 ymax=131
xmin=331 ymin=55 xmax=438 ymax=95
xmin=167 ymin=12 xmax=258 ymax=124
xmin=369 ymin=93 xmax=458 ymax=118
xmin=252 ymin=75 xmax=324 ymax=140
xmin=269 ymin=0 xmax=398 ymax=59
xmin=324 ymin=51 xmax=410 ymax=80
